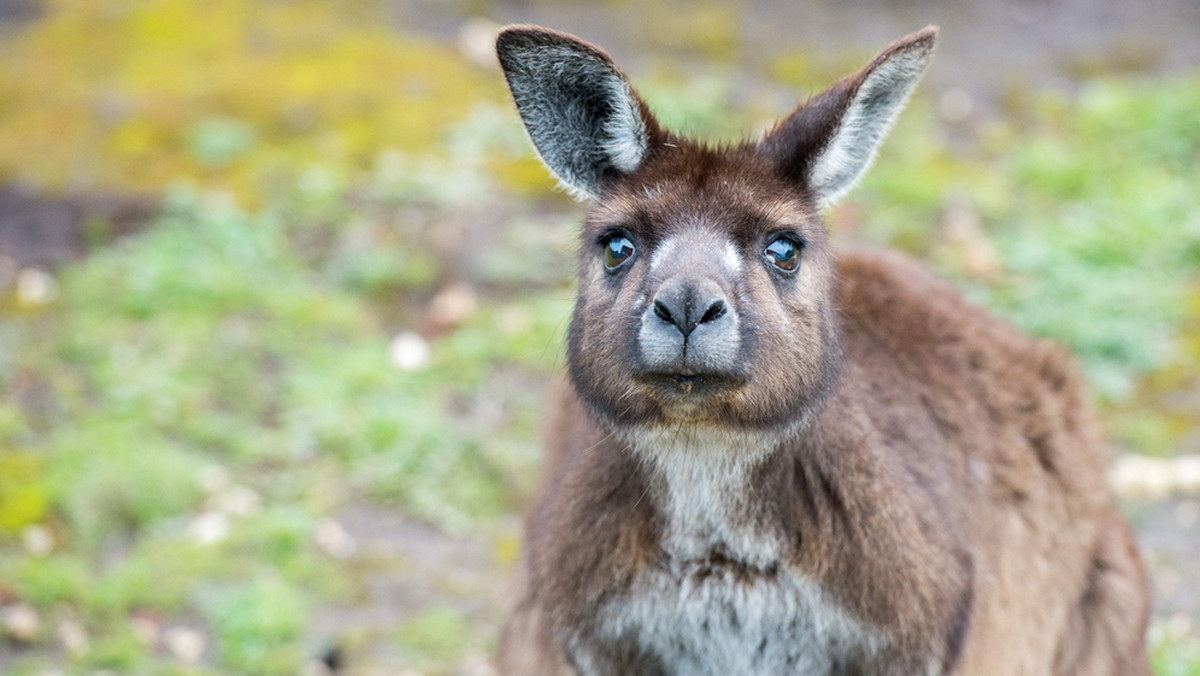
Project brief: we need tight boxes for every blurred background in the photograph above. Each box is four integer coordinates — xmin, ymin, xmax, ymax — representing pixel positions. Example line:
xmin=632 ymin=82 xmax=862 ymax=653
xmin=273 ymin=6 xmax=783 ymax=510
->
xmin=0 ymin=0 xmax=1198 ymax=674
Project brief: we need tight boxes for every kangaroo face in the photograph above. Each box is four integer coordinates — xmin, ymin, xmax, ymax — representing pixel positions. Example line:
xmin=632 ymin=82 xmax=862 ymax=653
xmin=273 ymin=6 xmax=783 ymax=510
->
xmin=497 ymin=25 xmax=936 ymax=451
xmin=568 ymin=146 xmax=842 ymax=435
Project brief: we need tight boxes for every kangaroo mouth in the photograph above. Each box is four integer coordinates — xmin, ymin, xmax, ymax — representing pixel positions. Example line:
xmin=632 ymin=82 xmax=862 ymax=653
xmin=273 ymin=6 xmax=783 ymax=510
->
xmin=634 ymin=370 xmax=746 ymax=398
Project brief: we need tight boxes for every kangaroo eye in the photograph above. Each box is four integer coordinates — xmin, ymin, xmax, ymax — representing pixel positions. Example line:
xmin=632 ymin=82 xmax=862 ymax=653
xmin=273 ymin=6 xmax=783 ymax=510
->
xmin=603 ymin=235 xmax=636 ymax=270
xmin=764 ymin=236 xmax=800 ymax=272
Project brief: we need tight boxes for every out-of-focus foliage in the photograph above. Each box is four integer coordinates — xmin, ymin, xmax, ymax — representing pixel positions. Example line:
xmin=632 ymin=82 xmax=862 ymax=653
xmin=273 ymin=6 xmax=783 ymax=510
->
xmin=0 ymin=0 xmax=556 ymax=202
xmin=396 ymin=604 xmax=480 ymax=671
xmin=0 ymin=173 xmax=572 ymax=672
xmin=1152 ymin=624 xmax=1200 ymax=676
xmin=855 ymin=80 xmax=1200 ymax=454
xmin=867 ymin=82 xmax=1200 ymax=384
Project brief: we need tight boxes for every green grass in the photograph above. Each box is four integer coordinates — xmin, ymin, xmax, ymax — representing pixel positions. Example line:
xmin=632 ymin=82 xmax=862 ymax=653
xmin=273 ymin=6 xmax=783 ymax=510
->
xmin=397 ymin=605 xmax=478 ymax=669
xmin=862 ymin=80 xmax=1200 ymax=396
xmin=0 ymin=181 xmax=569 ymax=672
xmin=1153 ymin=624 xmax=1200 ymax=676
xmin=853 ymin=80 xmax=1200 ymax=455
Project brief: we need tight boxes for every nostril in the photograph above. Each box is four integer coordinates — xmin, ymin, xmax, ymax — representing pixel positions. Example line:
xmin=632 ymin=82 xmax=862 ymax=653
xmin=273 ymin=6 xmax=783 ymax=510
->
xmin=654 ymin=299 xmax=676 ymax=326
xmin=652 ymin=292 xmax=727 ymax=337
xmin=699 ymin=299 xmax=726 ymax=325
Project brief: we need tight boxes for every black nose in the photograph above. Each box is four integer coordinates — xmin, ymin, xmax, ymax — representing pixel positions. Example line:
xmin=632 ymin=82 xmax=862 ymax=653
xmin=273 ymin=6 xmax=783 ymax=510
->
xmin=652 ymin=279 xmax=727 ymax=338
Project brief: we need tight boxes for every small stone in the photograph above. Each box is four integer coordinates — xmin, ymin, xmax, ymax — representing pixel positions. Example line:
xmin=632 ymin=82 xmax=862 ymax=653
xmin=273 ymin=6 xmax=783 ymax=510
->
xmin=314 ymin=518 xmax=356 ymax=559
xmin=22 ymin=524 xmax=54 ymax=556
xmin=16 ymin=268 xmax=59 ymax=307
xmin=131 ymin=611 xmax=160 ymax=648
xmin=939 ymin=88 xmax=975 ymax=123
xmin=1109 ymin=454 xmax=1172 ymax=500
xmin=495 ymin=304 xmax=532 ymax=337
xmin=164 ymin=626 xmax=206 ymax=665
xmin=188 ymin=511 xmax=230 ymax=545
xmin=212 ymin=485 xmax=261 ymax=517
xmin=389 ymin=332 xmax=430 ymax=371
xmin=428 ymin=282 xmax=478 ymax=332
xmin=198 ymin=465 xmax=232 ymax=494
xmin=458 ymin=18 xmax=501 ymax=69
xmin=1175 ymin=455 xmax=1200 ymax=493
xmin=57 ymin=617 xmax=88 ymax=655
xmin=2 ymin=603 xmax=40 ymax=642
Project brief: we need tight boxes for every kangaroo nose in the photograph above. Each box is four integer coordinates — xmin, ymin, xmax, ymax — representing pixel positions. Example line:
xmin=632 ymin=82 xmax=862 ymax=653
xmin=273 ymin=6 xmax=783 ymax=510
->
xmin=652 ymin=278 xmax=727 ymax=338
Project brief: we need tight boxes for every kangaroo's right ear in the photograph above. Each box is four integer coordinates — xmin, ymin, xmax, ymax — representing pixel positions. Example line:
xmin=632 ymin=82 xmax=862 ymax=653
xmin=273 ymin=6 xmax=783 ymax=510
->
xmin=496 ymin=26 xmax=659 ymax=200
xmin=759 ymin=27 xmax=938 ymax=208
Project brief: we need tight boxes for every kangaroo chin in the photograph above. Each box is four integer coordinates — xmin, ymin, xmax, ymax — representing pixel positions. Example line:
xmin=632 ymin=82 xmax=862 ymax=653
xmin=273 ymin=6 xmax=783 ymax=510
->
xmin=494 ymin=24 xmax=1151 ymax=676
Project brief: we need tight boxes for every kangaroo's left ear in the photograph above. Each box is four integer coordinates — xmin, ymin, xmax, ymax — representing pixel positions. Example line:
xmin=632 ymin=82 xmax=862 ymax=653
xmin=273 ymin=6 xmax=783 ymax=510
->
xmin=759 ymin=27 xmax=938 ymax=208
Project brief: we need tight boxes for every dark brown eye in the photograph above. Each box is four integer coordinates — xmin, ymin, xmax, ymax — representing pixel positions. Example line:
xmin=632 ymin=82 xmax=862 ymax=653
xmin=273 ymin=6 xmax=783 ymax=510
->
xmin=764 ymin=236 xmax=800 ymax=271
xmin=603 ymin=235 xmax=635 ymax=270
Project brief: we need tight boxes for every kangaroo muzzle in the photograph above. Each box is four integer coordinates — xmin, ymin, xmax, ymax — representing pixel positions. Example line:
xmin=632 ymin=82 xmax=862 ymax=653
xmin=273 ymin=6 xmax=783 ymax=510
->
xmin=638 ymin=274 xmax=741 ymax=377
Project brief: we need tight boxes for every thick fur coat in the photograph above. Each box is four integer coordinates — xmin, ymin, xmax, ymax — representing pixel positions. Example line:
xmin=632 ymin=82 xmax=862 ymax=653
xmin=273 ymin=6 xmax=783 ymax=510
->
xmin=493 ymin=25 xmax=1150 ymax=676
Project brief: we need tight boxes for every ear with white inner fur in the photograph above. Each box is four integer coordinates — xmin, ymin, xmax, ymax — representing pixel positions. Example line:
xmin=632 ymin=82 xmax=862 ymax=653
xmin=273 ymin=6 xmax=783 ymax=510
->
xmin=760 ymin=27 xmax=938 ymax=208
xmin=496 ymin=26 xmax=658 ymax=200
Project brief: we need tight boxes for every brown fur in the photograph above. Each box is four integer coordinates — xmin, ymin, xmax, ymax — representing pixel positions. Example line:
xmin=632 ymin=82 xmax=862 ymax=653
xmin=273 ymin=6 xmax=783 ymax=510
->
xmin=495 ymin=26 xmax=1150 ymax=676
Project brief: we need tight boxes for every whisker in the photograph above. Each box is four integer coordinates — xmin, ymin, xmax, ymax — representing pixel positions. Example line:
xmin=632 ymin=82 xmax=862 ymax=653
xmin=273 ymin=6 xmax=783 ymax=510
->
xmin=579 ymin=430 xmax=614 ymax=456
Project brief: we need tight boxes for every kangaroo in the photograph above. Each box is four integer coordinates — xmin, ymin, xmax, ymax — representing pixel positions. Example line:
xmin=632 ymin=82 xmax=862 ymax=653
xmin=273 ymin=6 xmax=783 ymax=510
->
xmin=493 ymin=25 xmax=1151 ymax=675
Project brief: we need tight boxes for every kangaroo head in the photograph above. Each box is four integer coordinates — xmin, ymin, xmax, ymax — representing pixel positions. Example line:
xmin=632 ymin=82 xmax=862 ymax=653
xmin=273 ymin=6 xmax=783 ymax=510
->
xmin=497 ymin=26 xmax=937 ymax=448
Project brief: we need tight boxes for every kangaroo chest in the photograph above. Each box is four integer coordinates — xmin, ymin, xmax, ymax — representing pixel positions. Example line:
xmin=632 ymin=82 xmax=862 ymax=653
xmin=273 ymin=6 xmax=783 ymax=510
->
xmin=565 ymin=440 xmax=896 ymax=675
xmin=572 ymin=559 xmax=886 ymax=675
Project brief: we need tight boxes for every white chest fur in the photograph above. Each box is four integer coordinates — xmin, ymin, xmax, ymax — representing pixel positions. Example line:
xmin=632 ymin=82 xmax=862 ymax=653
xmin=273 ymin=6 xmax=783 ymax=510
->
xmin=569 ymin=426 xmax=889 ymax=675
xmin=581 ymin=562 xmax=884 ymax=675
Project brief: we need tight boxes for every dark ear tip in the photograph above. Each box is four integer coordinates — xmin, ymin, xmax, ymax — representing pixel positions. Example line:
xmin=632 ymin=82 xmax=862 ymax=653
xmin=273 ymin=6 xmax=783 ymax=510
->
xmin=904 ymin=25 xmax=940 ymax=51
xmin=495 ymin=25 xmax=545 ymax=55
xmin=495 ymin=24 xmax=597 ymax=56
xmin=873 ymin=25 xmax=939 ymax=65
